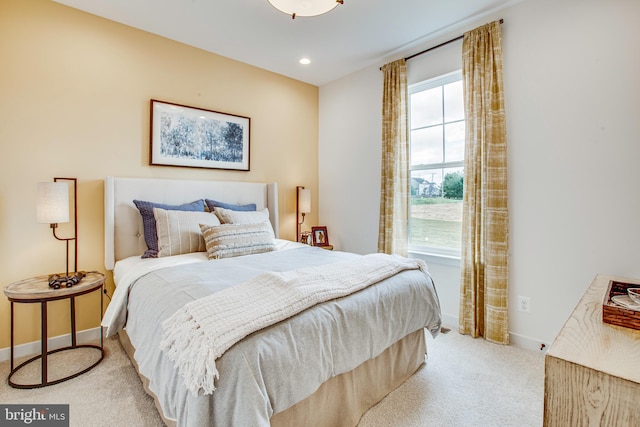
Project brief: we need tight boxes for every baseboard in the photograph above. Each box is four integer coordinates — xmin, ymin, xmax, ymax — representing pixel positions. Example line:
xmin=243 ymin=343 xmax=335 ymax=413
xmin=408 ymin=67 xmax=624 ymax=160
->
xmin=0 ymin=327 xmax=102 ymax=363
xmin=509 ymin=331 xmax=549 ymax=353
xmin=1 ymin=323 xmax=548 ymax=362
xmin=440 ymin=313 xmax=458 ymax=329
xmin=438 ymin=313 xmax=548 ymax=353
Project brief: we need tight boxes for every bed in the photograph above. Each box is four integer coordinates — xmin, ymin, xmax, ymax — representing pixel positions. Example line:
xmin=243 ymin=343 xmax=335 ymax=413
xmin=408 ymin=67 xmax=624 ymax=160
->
xmin=101 ymin=176 xmax=441 ymax=426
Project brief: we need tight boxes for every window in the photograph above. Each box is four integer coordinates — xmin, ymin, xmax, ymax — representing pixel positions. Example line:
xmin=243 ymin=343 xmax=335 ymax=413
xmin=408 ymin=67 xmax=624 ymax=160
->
xmin=409 ymin=71 xmax=464 ymax=257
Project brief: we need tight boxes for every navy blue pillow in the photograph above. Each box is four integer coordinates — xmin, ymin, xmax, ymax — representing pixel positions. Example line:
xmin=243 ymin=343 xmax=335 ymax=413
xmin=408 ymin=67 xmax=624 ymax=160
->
xmin=204 ymin=199 xmax=257 ymax=212
xmin=133 ymin=199 xmax=205 ymax=258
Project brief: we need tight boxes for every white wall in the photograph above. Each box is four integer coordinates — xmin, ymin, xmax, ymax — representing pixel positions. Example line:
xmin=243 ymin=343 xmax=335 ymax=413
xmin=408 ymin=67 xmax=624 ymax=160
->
xmin=319 ymin=66 xmax=382 ymax=254
xmin=319 ymin=0 xmax=640 ymax=348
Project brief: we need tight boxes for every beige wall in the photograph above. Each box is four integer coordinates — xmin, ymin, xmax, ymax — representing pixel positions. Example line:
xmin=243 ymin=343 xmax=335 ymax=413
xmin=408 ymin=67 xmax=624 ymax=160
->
xmin=0 ymin=0 xmax=319 ymax=349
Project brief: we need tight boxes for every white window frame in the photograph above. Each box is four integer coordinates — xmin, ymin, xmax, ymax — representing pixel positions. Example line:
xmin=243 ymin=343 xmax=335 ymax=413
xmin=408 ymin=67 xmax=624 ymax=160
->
xmin=408 ymin=70 xmax=464 ymax=261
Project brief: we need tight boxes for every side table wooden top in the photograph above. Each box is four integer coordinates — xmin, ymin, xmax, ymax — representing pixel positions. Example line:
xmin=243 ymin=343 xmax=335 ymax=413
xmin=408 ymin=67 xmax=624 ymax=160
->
xmin=3 ymin=271 xmax=105 ymax=302
xmin=547 ymin=273 xmax=640 ymax=384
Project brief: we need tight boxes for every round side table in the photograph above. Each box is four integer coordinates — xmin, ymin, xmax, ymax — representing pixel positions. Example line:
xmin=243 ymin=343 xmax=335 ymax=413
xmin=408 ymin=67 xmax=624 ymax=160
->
xmin=3 ymin=271 xmax=105 ymax=389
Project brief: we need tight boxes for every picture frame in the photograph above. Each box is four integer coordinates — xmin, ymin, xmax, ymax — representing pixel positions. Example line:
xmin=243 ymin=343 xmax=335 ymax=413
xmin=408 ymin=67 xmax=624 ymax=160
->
xmin=311 ymin=226 xmax=329 ymax=246
xmin=150 ymin=99 xmax=250 ymax=171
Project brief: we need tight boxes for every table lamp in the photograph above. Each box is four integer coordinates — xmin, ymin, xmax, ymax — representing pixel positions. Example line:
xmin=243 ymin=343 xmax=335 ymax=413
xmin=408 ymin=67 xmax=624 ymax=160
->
xmin=37 ymin=178 xmax=83 ymax=289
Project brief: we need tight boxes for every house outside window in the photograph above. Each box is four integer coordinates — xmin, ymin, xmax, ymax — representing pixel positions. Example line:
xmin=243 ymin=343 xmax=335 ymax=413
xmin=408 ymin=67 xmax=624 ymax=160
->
xmin=409 ymin=70 xmax=464 ymax=257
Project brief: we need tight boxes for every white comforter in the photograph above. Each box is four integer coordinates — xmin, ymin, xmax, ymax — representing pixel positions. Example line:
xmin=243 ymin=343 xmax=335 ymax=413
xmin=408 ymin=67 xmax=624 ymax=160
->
xmin=104 ymin=242 xmax=441 ymax=426
xmin=102 ymin=239 xmax=304 ymax=336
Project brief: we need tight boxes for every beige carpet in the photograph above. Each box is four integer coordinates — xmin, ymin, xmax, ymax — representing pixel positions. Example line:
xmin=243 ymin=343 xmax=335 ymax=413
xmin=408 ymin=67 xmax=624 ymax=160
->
xmin=0 ymin=328 xmax=544 ymax=426
xmin=359 ymin=329 xmax=544 ymax=427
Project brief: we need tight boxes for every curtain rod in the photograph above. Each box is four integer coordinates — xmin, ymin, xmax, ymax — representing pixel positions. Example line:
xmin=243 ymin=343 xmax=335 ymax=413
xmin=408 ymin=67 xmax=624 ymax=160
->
xmin=403 ymin=18 xmax=504 ymax=63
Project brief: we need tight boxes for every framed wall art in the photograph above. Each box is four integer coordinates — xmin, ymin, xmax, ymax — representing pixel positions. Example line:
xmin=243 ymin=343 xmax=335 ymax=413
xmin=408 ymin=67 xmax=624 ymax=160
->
xmin=150 ymin=99 xmax=250 ymax=171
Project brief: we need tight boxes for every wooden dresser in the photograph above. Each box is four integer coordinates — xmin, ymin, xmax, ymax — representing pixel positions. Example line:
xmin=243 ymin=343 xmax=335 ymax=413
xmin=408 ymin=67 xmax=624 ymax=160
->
xmin=544 ymin=274 xmax=640 ymax=426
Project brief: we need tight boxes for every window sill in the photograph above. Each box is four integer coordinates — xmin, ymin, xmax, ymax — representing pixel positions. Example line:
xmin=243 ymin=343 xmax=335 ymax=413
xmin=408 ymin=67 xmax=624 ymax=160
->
xmin=409 ymin=250 xmax=461 ymax=268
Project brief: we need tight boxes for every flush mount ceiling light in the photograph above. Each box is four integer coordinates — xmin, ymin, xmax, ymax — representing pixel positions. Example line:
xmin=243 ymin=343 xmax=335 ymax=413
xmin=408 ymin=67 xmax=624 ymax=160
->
xmin=268 ymin=0 xmax=344 ymax=19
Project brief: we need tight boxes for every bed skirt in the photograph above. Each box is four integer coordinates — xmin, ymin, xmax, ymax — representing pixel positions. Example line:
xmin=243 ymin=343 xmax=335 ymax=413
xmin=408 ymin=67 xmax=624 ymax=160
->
xmin=118 ymin=328 xmax=426 ymax=426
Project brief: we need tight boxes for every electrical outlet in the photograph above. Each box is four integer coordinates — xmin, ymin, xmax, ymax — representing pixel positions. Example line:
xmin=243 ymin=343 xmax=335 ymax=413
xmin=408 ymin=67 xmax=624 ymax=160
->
xmin=517 ymin=296 xmax=531 ymax=313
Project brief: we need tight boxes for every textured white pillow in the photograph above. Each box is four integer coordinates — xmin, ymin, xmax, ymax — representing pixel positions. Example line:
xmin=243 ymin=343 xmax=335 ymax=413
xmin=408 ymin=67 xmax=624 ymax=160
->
xmin=214 ymin=207 xmax=274 ymax=236
xmin=153 ymin=208 xmax=221 ymax=257
xmin=200 ymin=222 xmax=276 ymax=259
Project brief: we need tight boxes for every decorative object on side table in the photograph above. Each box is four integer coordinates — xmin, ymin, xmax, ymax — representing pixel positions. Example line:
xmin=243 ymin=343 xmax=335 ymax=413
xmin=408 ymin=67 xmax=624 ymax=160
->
xmin=603 ymin=280 xmax=640 ymax=330
xmin=3 ymin=271 xmax=105 ymax=389
xmin=300 ymin=231 xmax=312 ymax=245
xmin=37 ymin=177 xmax=85 ymax=289
xmin=150 ymin=99 xmax=250 ymax=171
xmin=628 ymin=288 xmax=640 ymax=304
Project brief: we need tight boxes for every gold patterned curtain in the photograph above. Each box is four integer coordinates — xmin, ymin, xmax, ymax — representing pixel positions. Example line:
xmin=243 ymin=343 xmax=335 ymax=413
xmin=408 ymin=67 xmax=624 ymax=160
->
xmin=459 ymin=21 xmax=509 ymax=344
xmin=378 ymin=59 xmax=409 ymax=256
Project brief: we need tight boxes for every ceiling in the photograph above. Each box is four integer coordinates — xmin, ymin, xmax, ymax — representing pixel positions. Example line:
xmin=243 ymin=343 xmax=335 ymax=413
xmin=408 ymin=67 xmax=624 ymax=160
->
xmin=53 ymin=0 xmax=512 ymax=87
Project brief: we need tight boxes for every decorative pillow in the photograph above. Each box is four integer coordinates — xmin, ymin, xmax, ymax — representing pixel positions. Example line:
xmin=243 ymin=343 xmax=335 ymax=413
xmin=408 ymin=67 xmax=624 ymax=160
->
xmin=214 ymin=206 xmax=271 ymax=226
xmin=200 ymin=222 xmax=277 ymax=260
xmin=153 ymin=208 xmax=221 ymax=257
xmin=204 ymin=199 xmax=257 ymax=212
xmin=134 ymin=199 xmax=205 ymax=258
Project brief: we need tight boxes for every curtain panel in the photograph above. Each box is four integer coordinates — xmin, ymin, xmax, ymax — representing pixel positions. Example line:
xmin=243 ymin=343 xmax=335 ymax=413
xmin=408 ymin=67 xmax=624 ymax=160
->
xmin=378 ymin=59 xmax=409 ymax=256
xmin=459 ymin=21 xmax=510 ymax=345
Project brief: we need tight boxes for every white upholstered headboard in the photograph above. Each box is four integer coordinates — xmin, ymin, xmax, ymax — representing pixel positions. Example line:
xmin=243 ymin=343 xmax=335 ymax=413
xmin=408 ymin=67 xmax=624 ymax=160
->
xmin=104 ymin=176 xmax=279 ymax=270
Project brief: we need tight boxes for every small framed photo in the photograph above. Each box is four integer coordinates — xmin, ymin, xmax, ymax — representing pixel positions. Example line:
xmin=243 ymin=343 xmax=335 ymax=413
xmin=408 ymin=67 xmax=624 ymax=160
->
xmin=311 ymin=226 xmax=329 ymax=246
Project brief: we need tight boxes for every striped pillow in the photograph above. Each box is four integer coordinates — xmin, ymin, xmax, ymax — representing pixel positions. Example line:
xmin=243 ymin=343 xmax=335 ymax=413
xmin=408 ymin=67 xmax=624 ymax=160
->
xmin=213 ymin=207 xmax=275 ymax=237
xmin=153 ymin=208 xmax=221 ymax=257
xmin=133 ymin=199 xmax=205 ymax=258
xmin=200 ymin=222 xmax=276 ymax=260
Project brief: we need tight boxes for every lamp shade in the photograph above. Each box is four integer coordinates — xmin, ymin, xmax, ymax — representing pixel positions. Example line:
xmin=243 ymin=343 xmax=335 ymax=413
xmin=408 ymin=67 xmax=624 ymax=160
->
xmin=268 ymin=0 xmax=341 ymax=17
xmin=37 ymin=182 xmax=69 ymax=224
xmin=298 ymin=188 xmax=311 ymax=214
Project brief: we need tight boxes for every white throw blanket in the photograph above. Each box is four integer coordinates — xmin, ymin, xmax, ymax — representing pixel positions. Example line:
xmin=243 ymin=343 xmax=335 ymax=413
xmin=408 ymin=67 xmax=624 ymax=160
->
xmin=160 ymin=253 xmax=428 ymax=396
